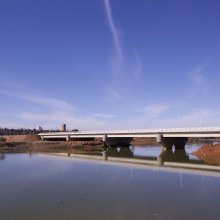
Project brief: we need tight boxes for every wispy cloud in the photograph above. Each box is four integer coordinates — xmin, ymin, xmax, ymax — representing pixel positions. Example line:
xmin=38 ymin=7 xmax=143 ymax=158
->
xmin=0 ymin=90 xmax=73 ymax=111
xmin=144 ymin=104 xmax=170 ymax=118
xmin=92 ymin=113 xmax=116 ymax=119
xmin=133 ymin=49 xmax=142 ymax=80
xmin=20 ymin=111 xmax=105 ymax=130
xmin=190 ymin=66 xmax=205 ymax=88
xmin=189 ymin=63 xmax=209 ymax=95
xmin=104 ymin=85 xmax=121 ymax=101
xmin=157 ymin=108 xmax=217 ymax=128
xmin=0 ymin=82 xmax=74 ymax=111
xmin=122 ymin=108 xmax=219 ymax=129
xmin=104 ymin=0 xmax=122 ymax=60
xmin=18 ymin=94 xmax=73 ymax=111
xmin=3 ymin=82 xmax=41 ymax=93
xmin=179 ymin=109 xmax=215 ymax=127
xmin=0 ymin=83 xmax=109 ymax=130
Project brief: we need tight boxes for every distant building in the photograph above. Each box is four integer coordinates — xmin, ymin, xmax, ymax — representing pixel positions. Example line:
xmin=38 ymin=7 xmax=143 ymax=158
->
xmin=61 ymin=124 xmax=66 ymax=132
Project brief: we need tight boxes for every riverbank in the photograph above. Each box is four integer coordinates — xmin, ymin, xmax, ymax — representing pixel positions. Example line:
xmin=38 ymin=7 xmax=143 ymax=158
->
xmin=0 ymin=141 xmax=104 ymax=153
xmin=0 ymin=135 xmax=104 ymax=153
xmin=193 ymin=144 xmax=220 ymax=165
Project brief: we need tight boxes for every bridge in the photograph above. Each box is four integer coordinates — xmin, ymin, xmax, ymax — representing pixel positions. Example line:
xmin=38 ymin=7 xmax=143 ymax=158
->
xmin=39 ymin=127 xmax=220 ymax=149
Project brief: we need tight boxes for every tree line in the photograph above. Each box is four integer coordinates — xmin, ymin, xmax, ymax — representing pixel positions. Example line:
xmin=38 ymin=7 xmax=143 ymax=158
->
xmin=0 ymin=127 xmax=59 ymax=135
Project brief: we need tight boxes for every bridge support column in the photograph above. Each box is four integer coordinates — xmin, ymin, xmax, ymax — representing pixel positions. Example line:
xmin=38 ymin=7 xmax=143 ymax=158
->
xmin=66 ymin=135 xmax=70 ymax=141
xmin=157 ymin=134 xmax=173 ymax=150
xmin=102 ymin=134 xmax=107 ymax=142
xmin=160 ymin=138 xmax=174 ymax=150
xmin=102 ymin=134 xmax=109 ymax=147
xmin=157 ymin=134 xmax=188 ymax=150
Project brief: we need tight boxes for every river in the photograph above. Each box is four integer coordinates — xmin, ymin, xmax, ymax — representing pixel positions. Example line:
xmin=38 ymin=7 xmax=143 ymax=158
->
xmin=0 ymin=144 xmax=220 ymax=220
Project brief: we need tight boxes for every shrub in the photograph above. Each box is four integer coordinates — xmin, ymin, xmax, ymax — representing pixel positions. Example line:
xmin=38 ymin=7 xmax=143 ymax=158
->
xmin=0 ymin=137 xmax=6 ymax=142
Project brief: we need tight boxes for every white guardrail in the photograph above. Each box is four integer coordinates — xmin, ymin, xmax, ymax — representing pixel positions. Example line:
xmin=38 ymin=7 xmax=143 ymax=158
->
xmin=39 ymin=127 xmax=220 ymax=136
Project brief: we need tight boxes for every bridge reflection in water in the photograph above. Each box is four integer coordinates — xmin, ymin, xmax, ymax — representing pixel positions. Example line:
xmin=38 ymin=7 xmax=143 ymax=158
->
xmin=103 ymin=146 xmax=201 ymax=165
xmin=0 ymin=154 xmax=5 ymax=160
xmin=159 ymin=149 xmax=189 ymax=162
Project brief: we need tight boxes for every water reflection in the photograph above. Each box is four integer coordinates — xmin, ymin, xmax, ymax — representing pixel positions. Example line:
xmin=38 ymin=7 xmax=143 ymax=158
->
xmin=106 ymin=147 xmax=134 ymax=158
xmin=0 ymin=153 xmax=5 ymax=160
xmin=0 ymin=153 xmax=219 ymax=220
xmin=103 ymin=145 xmax=204 ymax=165
xmin=159 ymin=149 xmax=189 ymax=163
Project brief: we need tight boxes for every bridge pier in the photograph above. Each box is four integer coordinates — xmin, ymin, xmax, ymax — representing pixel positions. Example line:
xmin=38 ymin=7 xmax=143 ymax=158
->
xmin=157 ymin=134 xmax=188 ymax=150
xmin=160 ymin=137 xmax=174 ymax=150
xmin=66 ymin=135 xmax=70 ymax=141
xmin=102 ymin=134 xmax=107 ymax=142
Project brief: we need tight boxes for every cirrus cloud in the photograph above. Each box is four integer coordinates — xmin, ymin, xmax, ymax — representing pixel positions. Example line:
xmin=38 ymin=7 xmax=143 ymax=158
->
xmin=144 ymin=104 xmax=170 ymax=118
xmin=104 ymin=0 xmax=122 ymax=60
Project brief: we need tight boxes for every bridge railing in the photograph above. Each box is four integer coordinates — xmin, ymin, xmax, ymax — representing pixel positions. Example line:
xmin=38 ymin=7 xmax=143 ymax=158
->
xmin=39 ymin=127 xmax=220 ymax=136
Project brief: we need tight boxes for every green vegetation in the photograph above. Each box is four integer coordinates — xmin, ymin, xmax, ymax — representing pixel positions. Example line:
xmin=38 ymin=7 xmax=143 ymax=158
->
xmin=0 ymin=137 xmax=6 ymax=142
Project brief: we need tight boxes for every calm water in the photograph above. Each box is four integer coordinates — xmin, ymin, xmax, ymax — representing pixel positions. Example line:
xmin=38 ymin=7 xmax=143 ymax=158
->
xmin=105 ymin=144 xmax=203 ymax=164
xmin=0 ymin=150 xmax=220 ymax=220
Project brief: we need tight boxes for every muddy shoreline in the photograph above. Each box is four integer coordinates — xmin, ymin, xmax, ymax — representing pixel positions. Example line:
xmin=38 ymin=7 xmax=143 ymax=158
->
xmin=0 ymin=135 xmax=103 ymax=153
xmin=0 ymin=141 xmax=104 ymax=154
xmin=192 ymin=144 xmax=220 ymax=165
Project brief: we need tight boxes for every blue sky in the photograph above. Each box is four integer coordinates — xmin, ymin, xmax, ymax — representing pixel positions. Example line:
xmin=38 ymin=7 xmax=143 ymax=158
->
xmin=0 ymin=0 xmax=220 ymax=130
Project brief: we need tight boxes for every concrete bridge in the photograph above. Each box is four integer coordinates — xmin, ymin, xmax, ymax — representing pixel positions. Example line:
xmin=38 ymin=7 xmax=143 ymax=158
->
xmin=39 ymin=127 xmax=220 ymax=149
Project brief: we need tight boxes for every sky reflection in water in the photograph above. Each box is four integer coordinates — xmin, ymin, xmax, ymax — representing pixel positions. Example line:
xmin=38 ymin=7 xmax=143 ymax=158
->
xmin=0 ymin=152 xmax=220 ymax=220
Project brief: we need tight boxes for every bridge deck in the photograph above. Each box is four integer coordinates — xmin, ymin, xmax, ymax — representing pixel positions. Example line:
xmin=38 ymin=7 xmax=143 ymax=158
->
xmin=39 ymin=127 xmax=220 ymax=139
